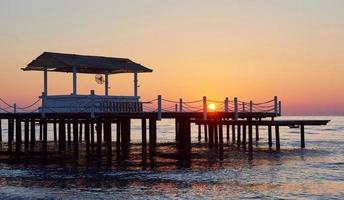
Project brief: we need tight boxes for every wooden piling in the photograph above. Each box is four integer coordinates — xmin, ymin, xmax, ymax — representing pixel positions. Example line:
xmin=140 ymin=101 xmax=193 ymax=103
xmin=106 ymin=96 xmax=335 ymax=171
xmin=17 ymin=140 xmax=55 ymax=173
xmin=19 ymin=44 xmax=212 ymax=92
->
xmin=268 ymin=125 xmax=272 ymax=149
xmin=85 ymin=120 xmax=90 ymax=155
xmin=67 ymin=120 xmax=71 ymax=147
xmin=214 ymin=122 xmax=218 ymax=150
xmin=219 ymin=123 xmax=224 ymax=159
xmin=39 ymin=120 xmax=42 ymax=141
xmin=208 ymin=121 xmax=214 ymax=149
xmin=15 ymin=118 xmax=22 ymax=153
xmin=0 ymin=119 xmax=2 ymax=143
xmin=58 ymin=118 xmax=66 ymax=152
xmin=231 ymin=124 xmax=236 ymax=142
xmin=104 ymin=119 xmax=112 ymax=157
xmin=300 ymin=125 xmax=305 ymax=149
xmin=198 ymin=124 xmax=201 ymax=141
xmin=242 ymin=125 xmax=247 ymax=150
xmin=255 ymin=125 xmax=259 ymax=141
xmin=141 ymin=118 xmax=147 ymax=155
xmin=42 ymin=119 xmax=47 ymax=154
xmin=53 ymin=120 xmax=57 ymax=143
xmin=30 ymin=118 xmax=35 ymax=152
xmin=237 ymin=125 xmax=241 ymax=148
xmin=116 ymin=120 xmax=121 ymax=156
xmin=226 ymin=124 xmax=230 ymax=141
xmin=204 ymin=124 xmax=208 ymax=142
xmin=73 ymin=119 xmax=79 ymax=154
xmin=149 ymin=118 xmax=157 ymax=156
xmin=24 ymin=119 xmax=29 ymax=152
xmin=248 ymin=123 xmax=253 ymax=158
xmin=90 ymin=121 xmax=95 ymax=151
xmin=8 ymin=118 xmax=13 ymax=152
xmin=79 ymin=122 xmax=83 ymax=142
xmin=275 ymin=125 xmax=280 ymax=151
xmin=96 ymin=120 xmax=102 ymax=155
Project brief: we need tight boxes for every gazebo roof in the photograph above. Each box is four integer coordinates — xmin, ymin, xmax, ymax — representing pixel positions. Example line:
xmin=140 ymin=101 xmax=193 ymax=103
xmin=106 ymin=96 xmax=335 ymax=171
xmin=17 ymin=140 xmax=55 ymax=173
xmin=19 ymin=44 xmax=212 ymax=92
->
xmin=22 ymin=52 xmax=153 ymax=74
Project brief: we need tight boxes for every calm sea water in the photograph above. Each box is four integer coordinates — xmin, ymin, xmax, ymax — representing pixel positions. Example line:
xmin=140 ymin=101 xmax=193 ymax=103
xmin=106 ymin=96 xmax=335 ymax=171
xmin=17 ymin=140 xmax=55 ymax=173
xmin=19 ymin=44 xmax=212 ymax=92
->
xmin=0 ymin=116 xmax=343 ymax=199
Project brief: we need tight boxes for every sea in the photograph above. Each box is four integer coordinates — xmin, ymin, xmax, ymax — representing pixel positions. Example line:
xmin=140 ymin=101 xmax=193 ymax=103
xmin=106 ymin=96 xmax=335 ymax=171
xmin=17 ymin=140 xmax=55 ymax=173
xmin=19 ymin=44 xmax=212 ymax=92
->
xmin=0 ymin=116 xmax=343 ymax=199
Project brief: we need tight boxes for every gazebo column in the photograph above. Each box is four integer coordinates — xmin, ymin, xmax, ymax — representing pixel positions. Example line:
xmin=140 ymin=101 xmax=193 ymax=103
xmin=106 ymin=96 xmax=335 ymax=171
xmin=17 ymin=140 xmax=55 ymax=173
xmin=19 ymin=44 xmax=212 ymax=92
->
xmin=73 ymin=66 xmax=77 ymax=95
xmin=43 ymin=67 xmax=48 ymax=96
xmin=105 ymin=71 xmax=109 ymax=96
xmin=134 ymin=72 xmax=138 ymax=97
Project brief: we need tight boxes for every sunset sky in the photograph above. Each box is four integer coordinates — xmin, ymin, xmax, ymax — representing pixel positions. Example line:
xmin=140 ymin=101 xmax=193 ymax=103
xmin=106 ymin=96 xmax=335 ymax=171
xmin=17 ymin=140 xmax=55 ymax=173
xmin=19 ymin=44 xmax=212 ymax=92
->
xmin=0 ymin=0 xmax=343 ymax=115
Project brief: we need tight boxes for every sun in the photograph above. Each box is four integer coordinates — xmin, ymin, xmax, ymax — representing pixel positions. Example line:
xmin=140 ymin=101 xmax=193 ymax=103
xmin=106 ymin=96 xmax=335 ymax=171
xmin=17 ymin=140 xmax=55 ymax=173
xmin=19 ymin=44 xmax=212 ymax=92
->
xmin=208 ymin=103 xmax=216 ymax=111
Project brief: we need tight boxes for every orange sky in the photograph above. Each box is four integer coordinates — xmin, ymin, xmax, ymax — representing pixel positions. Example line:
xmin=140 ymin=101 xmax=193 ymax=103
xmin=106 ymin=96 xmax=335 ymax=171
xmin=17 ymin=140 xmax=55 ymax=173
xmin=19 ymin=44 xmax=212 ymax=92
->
xmin=0 ymin=0 xmax=343 ymax=115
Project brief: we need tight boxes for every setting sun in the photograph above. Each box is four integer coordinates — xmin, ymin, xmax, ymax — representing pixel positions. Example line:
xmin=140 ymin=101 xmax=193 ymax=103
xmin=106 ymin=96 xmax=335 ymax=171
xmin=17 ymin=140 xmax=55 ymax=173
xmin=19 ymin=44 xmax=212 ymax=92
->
xmin=208 ymin=103 xmax=216 ymax=111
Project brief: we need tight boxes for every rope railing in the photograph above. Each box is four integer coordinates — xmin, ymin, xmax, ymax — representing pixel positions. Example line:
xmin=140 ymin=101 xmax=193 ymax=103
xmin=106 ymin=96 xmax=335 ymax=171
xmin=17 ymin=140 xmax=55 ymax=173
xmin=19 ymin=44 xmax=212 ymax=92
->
xmin=0 ymin=95 xmax=281 ymax=120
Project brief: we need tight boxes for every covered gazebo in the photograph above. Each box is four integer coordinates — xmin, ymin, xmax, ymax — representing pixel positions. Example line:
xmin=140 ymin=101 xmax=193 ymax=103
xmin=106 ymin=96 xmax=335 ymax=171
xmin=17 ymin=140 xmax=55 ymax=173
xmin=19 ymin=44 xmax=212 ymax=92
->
xmin=22 ymin=52 xmax=153 ymax=114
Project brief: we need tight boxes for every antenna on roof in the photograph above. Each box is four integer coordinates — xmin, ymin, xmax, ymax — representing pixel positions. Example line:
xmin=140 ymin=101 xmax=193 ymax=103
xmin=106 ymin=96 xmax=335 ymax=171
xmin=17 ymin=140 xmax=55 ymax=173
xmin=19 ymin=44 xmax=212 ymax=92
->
xmin=95 ymin=74 xmax=105 ymax=85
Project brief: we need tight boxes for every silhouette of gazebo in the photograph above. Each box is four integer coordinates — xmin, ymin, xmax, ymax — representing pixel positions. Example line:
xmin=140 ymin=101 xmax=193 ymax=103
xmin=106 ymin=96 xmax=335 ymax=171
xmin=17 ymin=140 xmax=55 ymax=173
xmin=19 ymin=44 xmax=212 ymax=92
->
xmin=22 ymin=52 xmax=152 ymax=114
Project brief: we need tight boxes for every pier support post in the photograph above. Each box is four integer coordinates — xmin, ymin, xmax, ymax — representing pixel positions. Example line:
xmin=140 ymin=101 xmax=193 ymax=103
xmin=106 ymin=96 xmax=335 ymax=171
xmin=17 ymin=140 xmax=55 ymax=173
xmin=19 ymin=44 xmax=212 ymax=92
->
xmin=226 ymin=123 xmax=230 ymax=142
xmin=90 ymin=121 xmax=95 ymax=151
xmin=58 ymin=118 xmax=66 ymax=153
xmin=275 ymin=125 xmax=280 ymax=151
xmin=176 ymin=117 xmax=191 ymax=159
xmin=30 ymin=118 xmax=35 ymax=152
xmin=268 ymin=125 xmax=272 ymax=149
xmin=214 ymin=121 xmax=218 ymax=150
xmin=0 ymin=119 xmax=2 ymax=143
xmin=96 ymin=120 xmax=102 ymax=156
xmin=204 ymin=124 xmax=208 ymax=142
xmin=208 ymin=121 xmax=214 ymax=149
xmin=141 ymin=118 xmax=147 ymax=159
xmin=300 ymin=125 xmax=305 ymax=149
xmin=67 ymin=120 xmax=71 ymax=148
xmin=149 ymin=118 xmax=157 ymax=156
xmin=39 ymin=120 xmax=42 ymax=141
xmin=248 ymin=122 xmax=253 ymax=158
xmin=24 ymin=119 xmax=29 ymax=152
xmin=15 ymin=118 xmax=22 ymax=153
xmin=219 ymin=122 xmax=224 ymax=159
xmin=232 ymin=124 xmax=236 ymax=143
xmin=104 ymin=118 xmax=111 ymax=158
xmin=242 ymin=124 xmax=247 ymax=150
xmin=42 ymin=119 xmax=47 ymax=154
xmin=236 ymin=125 xmax=241 ymax=148
xmin=116 ymin=120 xmax=121 ymax=157
xmin=79 ymin=122 xmax=83 ymax=142
xmin=255 ymin=124 xmax=259 ymax=141
xmin=8 ymin=118 xmax=13 ymax=152
xmin=53 ymin=120 xmax=57 ymax=143
xmin=73 ymin=119 xmax=79 ymax=155
xmin=85 ymin=120 xmax=90 ymax=155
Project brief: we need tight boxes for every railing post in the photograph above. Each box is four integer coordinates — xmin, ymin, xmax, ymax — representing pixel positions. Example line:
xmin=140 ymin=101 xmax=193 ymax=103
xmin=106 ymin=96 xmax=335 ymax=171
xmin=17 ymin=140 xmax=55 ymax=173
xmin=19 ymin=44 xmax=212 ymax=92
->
xmin=179 ymin=98 xmax=183 ymax=112
xmin=203 ymin=96 xmax=207 ymax=120
xmin=278 ymin=101 xmax=282 ymax=116
xmin=242 ymin=102 xmax=246 ymax=112
xmin=224 ymin=97 xmax=229 ymax=112
xmin=13 ymin=103 xmax=16 ymax=113
xmin=90 ymin=90 xmax=95 ymax=118
xmin=274 ymin=96 xmax=278 ymax=114
xmin=175 ymin=104 xmax=178 ymax=112
xmin=234 ymin=97 xmax=238 ymax=120
xmin=249 ymin=100 xmax=253 ymax=112
xmin=157 ymin=95 xmax=162 ymax=120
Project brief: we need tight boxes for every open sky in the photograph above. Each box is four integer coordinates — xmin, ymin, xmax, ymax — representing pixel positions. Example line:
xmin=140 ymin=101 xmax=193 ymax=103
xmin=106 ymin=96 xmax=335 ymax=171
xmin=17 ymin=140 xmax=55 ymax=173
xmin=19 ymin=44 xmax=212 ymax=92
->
xmin=0 ymin=0 xmax=343 ymax=115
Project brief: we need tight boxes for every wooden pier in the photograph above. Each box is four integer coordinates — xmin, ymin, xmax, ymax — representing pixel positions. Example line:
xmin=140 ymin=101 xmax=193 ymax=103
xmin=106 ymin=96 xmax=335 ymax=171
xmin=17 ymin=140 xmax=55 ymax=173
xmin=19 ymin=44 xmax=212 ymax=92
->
xmin=0 ymin=52 xmax=330 ymax=165
xmin=0 ymin=110 xmax=329 ymax=163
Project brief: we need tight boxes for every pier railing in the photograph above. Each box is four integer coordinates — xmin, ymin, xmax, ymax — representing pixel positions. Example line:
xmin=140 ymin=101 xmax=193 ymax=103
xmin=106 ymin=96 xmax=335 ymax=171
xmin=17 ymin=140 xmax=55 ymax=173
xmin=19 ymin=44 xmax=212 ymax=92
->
xmin=0 ymin=95 xmax=281 ymax=119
